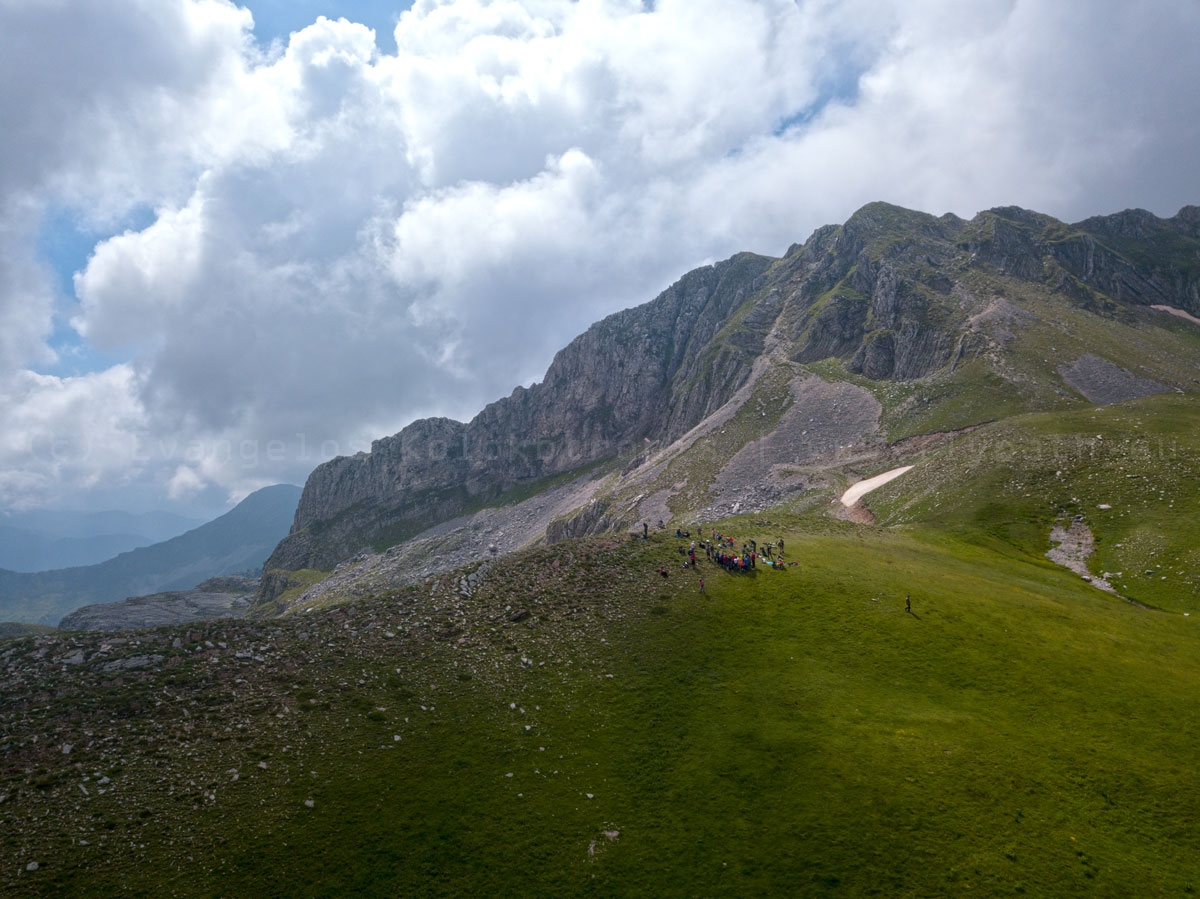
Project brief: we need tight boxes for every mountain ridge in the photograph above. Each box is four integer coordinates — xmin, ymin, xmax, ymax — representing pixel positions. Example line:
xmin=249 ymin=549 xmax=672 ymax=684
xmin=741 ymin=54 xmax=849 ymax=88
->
xmin=7 ymin=202 xmax=1200 ymax=896
xmin=260 ymin=201 xmax=1200 ymax=605
xmin=0 ymin=509 xmax=204 ymax=572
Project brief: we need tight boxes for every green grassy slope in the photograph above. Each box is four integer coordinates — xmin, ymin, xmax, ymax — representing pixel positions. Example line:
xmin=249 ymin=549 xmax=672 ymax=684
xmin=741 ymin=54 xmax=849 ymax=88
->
xmin=5 ymin=517 xmax=1200 ymax=896
xmin=871 ymin=393 xmax=1200 ymax=612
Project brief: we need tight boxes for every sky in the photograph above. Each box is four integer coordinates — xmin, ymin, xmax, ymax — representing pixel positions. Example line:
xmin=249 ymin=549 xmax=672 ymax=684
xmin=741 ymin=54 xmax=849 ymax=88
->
xmin=2 ymin=0 xmax=1199 ymax=518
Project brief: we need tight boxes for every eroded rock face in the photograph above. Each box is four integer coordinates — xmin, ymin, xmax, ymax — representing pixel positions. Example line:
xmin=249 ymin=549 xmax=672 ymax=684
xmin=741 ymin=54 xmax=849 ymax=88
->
xmin=968 ymin=205 xmax=1200 ymax=315
xmin=263 ymin=202 xmax=1200 ymax=586
xmin=268 ymin=253 xmax=777 ymax=573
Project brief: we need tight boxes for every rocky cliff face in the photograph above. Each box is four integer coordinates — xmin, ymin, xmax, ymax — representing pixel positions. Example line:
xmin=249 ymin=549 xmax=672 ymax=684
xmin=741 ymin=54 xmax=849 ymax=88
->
xmin=263 ymin=201 xmax=1200 ymax=588
xmin=965 ymin=205 xmax=1200 ymax=314
xmin=266 ymin=252 xmax=776 ymax=574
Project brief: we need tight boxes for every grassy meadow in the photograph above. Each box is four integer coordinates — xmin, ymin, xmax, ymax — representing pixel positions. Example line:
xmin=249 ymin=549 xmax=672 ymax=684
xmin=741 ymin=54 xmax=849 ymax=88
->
xmin=872 ymin=393 xmax=1200 ymax=612
xmin=6 ymin=510 xmax=1200 ymax=896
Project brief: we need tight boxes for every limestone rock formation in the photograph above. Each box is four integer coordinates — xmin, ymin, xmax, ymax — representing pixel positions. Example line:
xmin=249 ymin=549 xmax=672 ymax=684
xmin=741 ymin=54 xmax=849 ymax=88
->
xmin=261 ymin=201 xmax=1200 ymax=599
xmin=267 ymin=252 xmax=776 ymax=574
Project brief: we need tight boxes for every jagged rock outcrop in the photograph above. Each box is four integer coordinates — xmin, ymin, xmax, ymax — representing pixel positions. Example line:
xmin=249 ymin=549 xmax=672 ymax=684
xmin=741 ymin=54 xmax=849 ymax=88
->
xmin=965 ymin=205 xmax=1200 ymax=314
xmin=267 ymin=252 xmax=777 ymax=574
xmin=545 ymin=499 xmax=615 ymax=545
xmin=262 ymin=201 xmax=1200 ymax=591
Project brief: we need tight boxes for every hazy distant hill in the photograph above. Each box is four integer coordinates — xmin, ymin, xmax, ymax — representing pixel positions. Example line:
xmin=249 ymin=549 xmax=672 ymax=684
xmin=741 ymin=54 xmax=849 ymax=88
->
xmin=0 ymin=509 xmax=203 ymax=572
xmin=2 ymin=507 xmax=203 ymax=542
xmin=0 ymin=484 xmax=301 ymax=625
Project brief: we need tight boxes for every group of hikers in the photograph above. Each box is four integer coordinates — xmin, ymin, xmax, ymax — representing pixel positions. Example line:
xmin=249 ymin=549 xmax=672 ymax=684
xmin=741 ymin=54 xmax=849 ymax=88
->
xmin=642 ymin=520 xmax=916 ymax=611
xmin=700 ymin=531 xmax=791 ymax=572
xmin=646 ymin=520 xmax=797 ymax=584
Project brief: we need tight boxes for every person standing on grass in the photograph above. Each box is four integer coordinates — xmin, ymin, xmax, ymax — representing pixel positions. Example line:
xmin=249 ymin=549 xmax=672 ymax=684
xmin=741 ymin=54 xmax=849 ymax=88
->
xmin=700 ymin=578 xmax=705 ymax=593
xmin=905 ymin=595 xmax=911 ymax=613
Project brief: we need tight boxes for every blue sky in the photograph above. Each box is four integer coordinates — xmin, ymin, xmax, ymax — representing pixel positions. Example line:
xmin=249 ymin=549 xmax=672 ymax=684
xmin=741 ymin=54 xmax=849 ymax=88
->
xmin=36 ymin=204 xmax=155 ymax=378
xmin=36 ymin=1 xmax=413 ymax=379
xmin=243 ymin=0 xmax=410 ymax=52
xmin=2 ymin=0 xmax=1199 ymax=517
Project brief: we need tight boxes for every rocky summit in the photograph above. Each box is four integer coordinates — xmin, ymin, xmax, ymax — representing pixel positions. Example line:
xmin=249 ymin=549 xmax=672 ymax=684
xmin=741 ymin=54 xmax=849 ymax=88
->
xmin=259 ymin=201 xmax=1200 ymax=611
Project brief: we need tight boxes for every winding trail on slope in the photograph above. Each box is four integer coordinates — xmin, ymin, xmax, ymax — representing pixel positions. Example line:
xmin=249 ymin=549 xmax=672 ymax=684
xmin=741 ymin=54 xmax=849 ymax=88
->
xmin=840 ymin=465 xmax=914 ymax=507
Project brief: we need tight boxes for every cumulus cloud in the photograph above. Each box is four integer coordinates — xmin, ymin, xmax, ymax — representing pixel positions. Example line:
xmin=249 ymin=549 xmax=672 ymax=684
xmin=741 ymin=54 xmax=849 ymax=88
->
xmin=2 ymin=0 xmax=1199 ymax=512
xmin=0 ymin=366 xmax=146 ymax=510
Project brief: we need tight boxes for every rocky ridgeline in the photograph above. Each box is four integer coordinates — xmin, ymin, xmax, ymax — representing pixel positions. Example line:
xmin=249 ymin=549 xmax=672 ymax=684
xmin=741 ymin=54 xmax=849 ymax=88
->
xmin=266 ymin=252 xmax=776 ymax=576
xmin=262 ymin=202 xmax=1200 ymax=597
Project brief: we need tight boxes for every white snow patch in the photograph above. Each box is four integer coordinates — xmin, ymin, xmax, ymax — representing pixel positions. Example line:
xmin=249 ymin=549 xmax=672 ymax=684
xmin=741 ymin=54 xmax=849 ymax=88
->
xmin=1151 ymin=305 xmax=1200 ymax=327
xmin=841 ymin=466 xmax=915 ymax=507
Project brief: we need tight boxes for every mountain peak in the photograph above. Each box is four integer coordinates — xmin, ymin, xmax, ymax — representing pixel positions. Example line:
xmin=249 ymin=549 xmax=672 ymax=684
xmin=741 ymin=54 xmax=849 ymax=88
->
xmin=255 ymin=200 xmax=1200 ymax=606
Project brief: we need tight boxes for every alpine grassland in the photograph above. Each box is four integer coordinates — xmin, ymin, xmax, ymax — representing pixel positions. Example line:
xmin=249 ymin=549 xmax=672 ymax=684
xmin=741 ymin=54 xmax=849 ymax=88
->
xmin=6 ymin=497 xmax=1200 ymax=895
xmin=871 ymin=392 xmax=1200 ymax=612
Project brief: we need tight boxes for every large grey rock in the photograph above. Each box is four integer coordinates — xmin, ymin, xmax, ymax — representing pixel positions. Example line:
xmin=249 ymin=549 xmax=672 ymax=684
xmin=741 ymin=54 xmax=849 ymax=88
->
xmin=60 ymin=576 xmax=259 ymax=632
xmin=266 ymin=252 xmax=777 ymax=574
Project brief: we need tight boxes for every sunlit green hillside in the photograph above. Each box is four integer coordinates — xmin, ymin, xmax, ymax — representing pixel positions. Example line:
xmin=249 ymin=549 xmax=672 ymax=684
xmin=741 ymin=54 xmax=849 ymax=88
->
xmin=5 ymin=509 xmax=1199 ymax=896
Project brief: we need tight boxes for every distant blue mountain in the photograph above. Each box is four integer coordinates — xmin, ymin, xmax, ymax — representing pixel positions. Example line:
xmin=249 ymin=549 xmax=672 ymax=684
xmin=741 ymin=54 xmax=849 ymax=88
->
xmin=0 ymin=509 xmax=204 ymax=572
xmin=0 ymin=485 xmax=301 ymax=626
xmin=2 ymin=508 xmax=203 ymax=542
xmin=0 ymin=527 xmax=154 ymax=572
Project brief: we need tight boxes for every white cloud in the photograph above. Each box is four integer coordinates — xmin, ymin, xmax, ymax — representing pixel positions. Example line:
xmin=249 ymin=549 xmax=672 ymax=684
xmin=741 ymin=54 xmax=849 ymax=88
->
xmin=0 ymin=205 xmax=58 ymax=375
xmin=0 ymin=366 xmax=146 ymax=510
xmin=2 ymin=0 xmax=1199 ymax=513
xmin=166 ymin=464 xmax=208 ymax=501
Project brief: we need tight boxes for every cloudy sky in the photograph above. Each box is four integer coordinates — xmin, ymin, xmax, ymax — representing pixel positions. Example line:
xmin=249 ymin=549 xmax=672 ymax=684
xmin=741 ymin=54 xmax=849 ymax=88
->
xmin=2 ymin=0 xmax=1198 ymax=518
